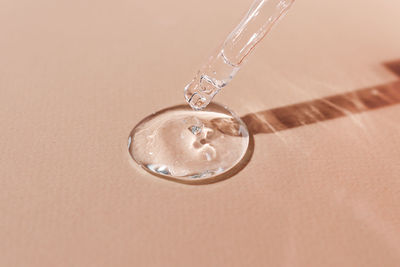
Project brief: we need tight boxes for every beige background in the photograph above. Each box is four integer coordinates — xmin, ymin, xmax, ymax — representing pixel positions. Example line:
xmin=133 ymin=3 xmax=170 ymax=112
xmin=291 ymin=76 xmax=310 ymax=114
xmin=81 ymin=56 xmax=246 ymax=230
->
xmin=1 ymin=0 xmax=400 ymax=266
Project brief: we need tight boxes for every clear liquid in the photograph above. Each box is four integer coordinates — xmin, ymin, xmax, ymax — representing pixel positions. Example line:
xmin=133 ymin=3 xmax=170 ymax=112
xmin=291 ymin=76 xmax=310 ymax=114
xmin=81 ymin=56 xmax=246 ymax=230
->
xmin=128 ymin=103 xmax=249 ymax=182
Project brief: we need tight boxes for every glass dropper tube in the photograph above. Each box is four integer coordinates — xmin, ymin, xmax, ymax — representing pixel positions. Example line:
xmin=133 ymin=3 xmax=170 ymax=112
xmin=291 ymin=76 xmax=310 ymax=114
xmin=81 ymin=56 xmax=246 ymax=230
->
xmin=184 ymin=0 xmax=295 ymax=110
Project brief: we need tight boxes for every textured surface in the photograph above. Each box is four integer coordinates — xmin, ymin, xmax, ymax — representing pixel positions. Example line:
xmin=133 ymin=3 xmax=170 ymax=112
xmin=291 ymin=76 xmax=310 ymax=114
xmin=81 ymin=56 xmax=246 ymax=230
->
xmin=1 ymin=0 xmax=400 ymax=266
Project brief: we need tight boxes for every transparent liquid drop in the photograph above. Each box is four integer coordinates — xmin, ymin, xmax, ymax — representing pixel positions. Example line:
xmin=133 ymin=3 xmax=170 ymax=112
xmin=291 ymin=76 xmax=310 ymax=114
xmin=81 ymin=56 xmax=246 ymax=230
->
xmin=128 ymin=103 xmax=249 ymax=182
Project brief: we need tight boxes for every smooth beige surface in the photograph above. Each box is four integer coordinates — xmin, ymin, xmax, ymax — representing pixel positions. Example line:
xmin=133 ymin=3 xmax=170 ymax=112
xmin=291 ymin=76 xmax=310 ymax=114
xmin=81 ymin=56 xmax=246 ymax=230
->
xmin=1 ymin=0 xmax=400 ymax=266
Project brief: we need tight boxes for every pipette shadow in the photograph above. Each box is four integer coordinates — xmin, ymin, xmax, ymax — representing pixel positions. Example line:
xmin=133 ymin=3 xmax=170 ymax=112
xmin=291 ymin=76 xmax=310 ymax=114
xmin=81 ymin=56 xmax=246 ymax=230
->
xmin=241 ymin=60 xmax=400 ymax=135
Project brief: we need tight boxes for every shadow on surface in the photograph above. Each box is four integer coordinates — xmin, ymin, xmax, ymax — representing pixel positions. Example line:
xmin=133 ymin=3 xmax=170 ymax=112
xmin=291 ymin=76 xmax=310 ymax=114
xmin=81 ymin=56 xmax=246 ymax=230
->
xmin=241 ymin=60 xmax=400 ymax=135
xmin=129 ymin=60 xmax=400 ymax=185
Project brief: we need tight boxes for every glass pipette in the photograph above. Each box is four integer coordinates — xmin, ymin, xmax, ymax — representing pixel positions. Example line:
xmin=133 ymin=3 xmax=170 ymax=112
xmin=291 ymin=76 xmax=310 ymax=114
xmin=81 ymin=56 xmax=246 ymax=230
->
xmin=184 ymin=0 xmax=295 ymax=110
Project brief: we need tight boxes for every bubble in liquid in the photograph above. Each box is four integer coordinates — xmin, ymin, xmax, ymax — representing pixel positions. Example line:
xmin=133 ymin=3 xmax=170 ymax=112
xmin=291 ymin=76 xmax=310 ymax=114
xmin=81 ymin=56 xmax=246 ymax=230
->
xmin=128 ymin=103 xmax=249 ymax=182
